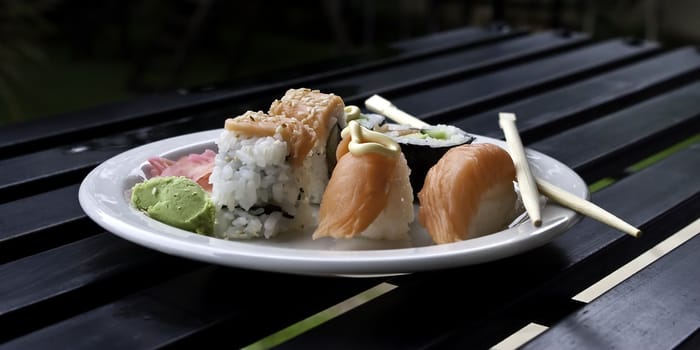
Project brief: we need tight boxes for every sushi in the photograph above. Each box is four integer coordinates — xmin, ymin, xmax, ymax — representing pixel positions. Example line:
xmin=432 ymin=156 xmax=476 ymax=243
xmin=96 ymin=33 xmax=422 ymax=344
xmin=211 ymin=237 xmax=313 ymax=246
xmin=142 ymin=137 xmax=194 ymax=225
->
xmin=269 ymin=88 xmax=345 ymax=203
xmin=211 ymin=111 xmax=318 ymax=239
xmin=375 ymin=123 xmax=474 ymax=196
xmin=210 ymin=88 xmax=345 ymax=239
xmin=338 ymin=105 xmax=386 ymax=130
xmin=418 ymin=143 xmax=519 ymax=244
xmin=312 ymin=121 xmax=414 ymax=240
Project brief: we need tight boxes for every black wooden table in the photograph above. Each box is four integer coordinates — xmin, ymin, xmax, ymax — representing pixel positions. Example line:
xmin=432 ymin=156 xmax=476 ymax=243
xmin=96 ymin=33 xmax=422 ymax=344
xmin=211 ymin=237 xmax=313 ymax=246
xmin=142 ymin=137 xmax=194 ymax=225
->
xmin=2 ymin=25 xmax=699 ymax=349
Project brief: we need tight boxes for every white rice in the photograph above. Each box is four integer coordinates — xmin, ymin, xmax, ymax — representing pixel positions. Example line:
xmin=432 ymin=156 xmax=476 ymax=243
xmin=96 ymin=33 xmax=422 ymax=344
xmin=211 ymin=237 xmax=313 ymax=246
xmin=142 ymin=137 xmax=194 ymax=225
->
xmin=210 ymin=130 xmax=317 ymax=239
xmin=358 ymin=153 xmax=415 ymax=240
xmin=215 ymin=208 xmax=278 ymax=239
xmin=383 ymin=124 xmax=473 ymax=147
xmin=301 ymin=145 xmax=330 ymax=203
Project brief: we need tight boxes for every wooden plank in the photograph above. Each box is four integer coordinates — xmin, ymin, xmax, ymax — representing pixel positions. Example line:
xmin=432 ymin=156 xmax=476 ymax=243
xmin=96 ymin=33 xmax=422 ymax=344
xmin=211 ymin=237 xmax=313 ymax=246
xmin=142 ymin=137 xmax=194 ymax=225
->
xmin=530 ymin=80 xmax=700 ymax=181
xmin=275 ymin=142 xmax=700 ymax=349
xmin=387 ymin=39 xmax=659 ymax=122
xmin=0 ymin=234 xmax=163 ymax=317
xmin=322 ymin=31 xmax=589 ymax=100
xmin=0 ymin=234 xmax=201 ymax=342
xmin=0 ymin=185 xmax=83 ymax=243
xmin=274 ymin=25 xmax=528 ymax=88
xmin=0 ymin=184 xmax=98 ymax=264
xmin=521 ymin=234 xmax=700 ymax=350
xmin=453 ymin=47 xmax=700 ymax=141
xmin=0 ymin=116 xmax=219 ymax=203
xmin=1 ymin=266 xmax=382 ymax=349
xmin=388 ymin=24 xmax=520 ymax=52
xmin=0 ymin=147 xmax=125 ymax=203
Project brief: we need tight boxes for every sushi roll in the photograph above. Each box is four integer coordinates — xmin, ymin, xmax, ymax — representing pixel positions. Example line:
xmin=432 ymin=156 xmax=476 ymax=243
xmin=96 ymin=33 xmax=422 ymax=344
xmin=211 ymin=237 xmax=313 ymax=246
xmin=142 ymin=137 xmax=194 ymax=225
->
xmin=339 ymin=105 xmax=386 ymax=130
xmin=324 ymin=104 xmax=386 ymax=172
xmin=269 ymin=88 xmax=345 ymax=203
xmin=312 ymin=121 xmax=414 ymax=240
xmin=210 ymin=110 xmax=318 ymax=239
xmin=375 ymin=123 xmax=475 ymax=196
xmin=418 ymin=143 xmax=519 ymax=244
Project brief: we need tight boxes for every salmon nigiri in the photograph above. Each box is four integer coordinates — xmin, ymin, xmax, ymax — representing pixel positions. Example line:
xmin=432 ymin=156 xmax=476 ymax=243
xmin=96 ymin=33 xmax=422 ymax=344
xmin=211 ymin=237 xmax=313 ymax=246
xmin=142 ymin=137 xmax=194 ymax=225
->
xmin=418 ymin=143 xmax=518 ymax=244
xmin=313 ymin=121 xmax=414 ymax=240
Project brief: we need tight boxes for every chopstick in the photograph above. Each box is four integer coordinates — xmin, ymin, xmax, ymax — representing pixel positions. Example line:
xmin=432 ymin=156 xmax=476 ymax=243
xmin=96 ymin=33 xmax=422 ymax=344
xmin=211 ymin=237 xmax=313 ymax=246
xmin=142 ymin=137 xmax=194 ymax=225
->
xmin=536 ymin=178 xmax=642 ymax=237
xmin=364 ymin=94 xmax=642 ymax=238
xmin=498 ymin=113 xmax=641 ymax=237
xmin=498 ymin=112 xmax=542 ymax=227
xmin=365 ymin=95 xmax=430 ymax=128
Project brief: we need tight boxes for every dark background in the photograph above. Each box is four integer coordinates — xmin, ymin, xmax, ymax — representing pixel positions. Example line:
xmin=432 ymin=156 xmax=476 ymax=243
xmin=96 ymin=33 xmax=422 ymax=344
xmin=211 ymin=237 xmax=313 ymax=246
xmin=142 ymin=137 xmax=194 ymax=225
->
xmin=2 ymin=0 xmax=698 ymax=126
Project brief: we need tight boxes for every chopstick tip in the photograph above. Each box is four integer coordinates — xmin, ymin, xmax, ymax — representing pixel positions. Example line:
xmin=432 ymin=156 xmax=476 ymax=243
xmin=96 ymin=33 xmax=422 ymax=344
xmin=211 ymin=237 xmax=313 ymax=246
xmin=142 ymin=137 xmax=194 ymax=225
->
xmin=499 ymin=112 xmax=516 ymax=122
xmin=365 ymin=94 xmax=390 ymax=109
xmin=620 ymin=223 xmax=642 ymax=238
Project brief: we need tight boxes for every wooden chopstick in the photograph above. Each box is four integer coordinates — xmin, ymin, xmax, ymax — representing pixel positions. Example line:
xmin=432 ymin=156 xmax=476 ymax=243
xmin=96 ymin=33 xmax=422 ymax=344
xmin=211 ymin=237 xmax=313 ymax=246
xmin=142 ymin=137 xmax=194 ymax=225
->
xmin=363 ymin=94 xmax=642 ymax=237
xmin=365 ymin=94 xmax=430 ymax=128
xmin=499 ymin=112 xmax=542 ymax=227
xmin=498 ymin=112 xmax=641 ymax=237
xmin=536 ymin=178 xmax=642 ymax=237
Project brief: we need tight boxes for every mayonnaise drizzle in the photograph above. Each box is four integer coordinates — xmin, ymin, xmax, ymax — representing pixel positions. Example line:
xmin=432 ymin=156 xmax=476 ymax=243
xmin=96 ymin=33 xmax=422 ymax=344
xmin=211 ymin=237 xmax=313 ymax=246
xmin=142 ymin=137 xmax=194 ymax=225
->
xmin=344 ymin=105 xmax=362 ymax=122
xmin=341 ymin=120 xmax=400 ymax=158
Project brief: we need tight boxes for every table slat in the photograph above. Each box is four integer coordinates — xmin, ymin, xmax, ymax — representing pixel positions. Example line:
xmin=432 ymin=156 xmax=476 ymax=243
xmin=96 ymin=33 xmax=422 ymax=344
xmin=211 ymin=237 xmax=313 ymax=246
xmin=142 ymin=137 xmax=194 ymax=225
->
xmin=521 ymin=232 xmax=700 ymax=350
xmin=0 ymin=184 xmax=101 ymax=263
xmin=0 ymin=234 xmax=200 ymax=342
xmin=2 ymin=267 xmax=382 ymax=349
xmin=392 ymin=39 xmax=659 ymax=120
xmin=321 ymin=31 xmax=588 ymax=100
xmin=530 ymin=80 xmax=700 ymax=180
xmin=454 ymin=47 xmax=700 ymax=141
xmin=388 ymin=25 xmax=519 ymax=52
xmin=0 ymin=117 xmax=208 ymax=203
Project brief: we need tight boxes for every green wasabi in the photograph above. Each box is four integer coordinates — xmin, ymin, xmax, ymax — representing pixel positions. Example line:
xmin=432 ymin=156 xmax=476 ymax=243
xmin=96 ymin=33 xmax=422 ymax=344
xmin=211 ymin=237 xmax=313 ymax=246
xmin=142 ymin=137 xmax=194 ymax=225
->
xmin=131 ymin=176 xmax=215 ymax=235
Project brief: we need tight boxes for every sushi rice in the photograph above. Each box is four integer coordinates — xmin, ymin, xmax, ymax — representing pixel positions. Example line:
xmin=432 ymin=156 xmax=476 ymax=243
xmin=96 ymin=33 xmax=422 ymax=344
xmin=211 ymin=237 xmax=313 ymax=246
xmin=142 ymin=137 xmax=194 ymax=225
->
xmin=210 ymin=131 xmax=317 ymax=239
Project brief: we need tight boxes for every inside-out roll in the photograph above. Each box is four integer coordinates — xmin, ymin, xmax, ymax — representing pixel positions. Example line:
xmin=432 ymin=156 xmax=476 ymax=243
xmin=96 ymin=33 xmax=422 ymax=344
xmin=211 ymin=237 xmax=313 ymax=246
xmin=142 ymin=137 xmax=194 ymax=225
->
xmin=211 ymin=88 xmax=344 ymax=240
xmin=339 ymin=105 xmax=386 ymax=130
xmin=269 ymin=88 xmax=345 ymax=203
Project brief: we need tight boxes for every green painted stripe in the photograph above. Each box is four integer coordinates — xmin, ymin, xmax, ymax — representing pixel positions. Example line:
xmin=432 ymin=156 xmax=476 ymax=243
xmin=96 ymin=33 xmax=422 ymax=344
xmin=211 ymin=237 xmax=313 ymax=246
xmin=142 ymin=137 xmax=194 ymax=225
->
xmin=625 ymin=133 xmax=700 ymax=173
xmin=243 ymin=283 xmax=397 ymax=350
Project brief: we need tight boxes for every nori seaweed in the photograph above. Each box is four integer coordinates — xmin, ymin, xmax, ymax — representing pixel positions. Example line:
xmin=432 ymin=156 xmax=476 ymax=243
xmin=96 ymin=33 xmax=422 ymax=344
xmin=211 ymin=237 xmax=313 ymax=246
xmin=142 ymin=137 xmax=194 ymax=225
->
xmin=399 ymin=135 xmax=475 ymax=197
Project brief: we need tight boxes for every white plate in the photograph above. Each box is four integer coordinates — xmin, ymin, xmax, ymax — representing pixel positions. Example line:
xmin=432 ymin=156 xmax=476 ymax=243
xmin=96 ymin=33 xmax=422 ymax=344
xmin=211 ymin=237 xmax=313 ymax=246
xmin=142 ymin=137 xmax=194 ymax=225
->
xmin=79 ymin=129 xmax=587 ymax=277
